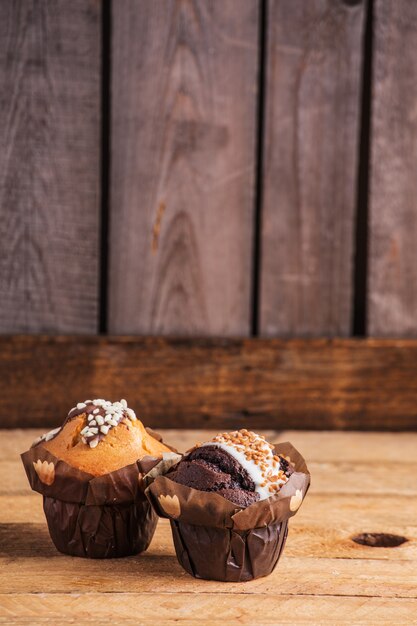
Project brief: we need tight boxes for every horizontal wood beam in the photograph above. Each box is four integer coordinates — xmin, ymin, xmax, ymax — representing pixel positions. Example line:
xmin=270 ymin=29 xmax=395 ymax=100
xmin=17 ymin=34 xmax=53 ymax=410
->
xmin=1 ymin=336 xmax=417 ymax=430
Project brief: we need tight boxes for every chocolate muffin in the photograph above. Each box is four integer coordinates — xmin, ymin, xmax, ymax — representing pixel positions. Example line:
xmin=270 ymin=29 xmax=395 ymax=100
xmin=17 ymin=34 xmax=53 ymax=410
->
xmin=22 ymin=399 xmax=177 ymax=558
xmin=169 ymin=430 xmax=294 ymax=507
xmin=148 ymin=430 xmax=310 ymax=582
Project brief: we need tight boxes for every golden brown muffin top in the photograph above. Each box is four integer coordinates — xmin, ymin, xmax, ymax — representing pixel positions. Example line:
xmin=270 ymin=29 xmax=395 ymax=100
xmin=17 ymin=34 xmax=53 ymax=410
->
xmin=33 ymin=398 xmax=171 ymax=476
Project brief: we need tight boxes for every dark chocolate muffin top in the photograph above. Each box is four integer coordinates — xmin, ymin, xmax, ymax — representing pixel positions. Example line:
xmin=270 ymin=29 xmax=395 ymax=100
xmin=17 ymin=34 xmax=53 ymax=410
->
xmin=168 ymin=429 xmax=294 ymax=507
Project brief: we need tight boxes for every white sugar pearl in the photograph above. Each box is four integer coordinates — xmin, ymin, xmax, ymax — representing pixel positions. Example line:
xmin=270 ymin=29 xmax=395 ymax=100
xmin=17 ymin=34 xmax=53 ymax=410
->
xmin=96 ymin=416 xmax=104 ymax=425
xmin=100 ymin=425 xmax=109 ymax=434
xmin=77 ymin=402 xmax=86 ymax=410
xmin=89 ymin=439 xmax=99 ymax=448
xmin=126 ymin=408 xmax=136 ymax=421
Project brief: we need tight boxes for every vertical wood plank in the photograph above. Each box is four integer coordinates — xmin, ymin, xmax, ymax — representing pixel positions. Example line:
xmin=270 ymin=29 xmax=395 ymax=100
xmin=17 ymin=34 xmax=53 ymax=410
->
xmin=110 ymin=0 xmax=258 ymax=336
xmin=260 ymin=0 xmax=365 ymax=337
xmin=369 ymin=1 xmax=417 ymax=336
xmin=0 ymin=0 xmax=101 ymax=333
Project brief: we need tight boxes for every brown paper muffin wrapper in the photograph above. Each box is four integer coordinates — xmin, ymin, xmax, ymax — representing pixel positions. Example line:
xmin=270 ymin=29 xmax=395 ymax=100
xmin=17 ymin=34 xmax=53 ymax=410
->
xmin=146 ymin=441 xmax=310 ymax=581
xmin=21 ymin=435 xmax=181 ymax=559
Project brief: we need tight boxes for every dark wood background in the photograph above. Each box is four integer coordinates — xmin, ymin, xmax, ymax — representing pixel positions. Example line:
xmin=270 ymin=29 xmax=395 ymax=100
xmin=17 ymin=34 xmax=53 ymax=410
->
xmin=1 ymin=1 xmax=416 ymax=430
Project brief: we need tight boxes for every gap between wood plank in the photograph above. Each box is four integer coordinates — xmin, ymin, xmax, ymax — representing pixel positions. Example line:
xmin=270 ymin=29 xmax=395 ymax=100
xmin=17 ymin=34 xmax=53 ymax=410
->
xmin=352 ymin=0 xmax=373 ymax=336
xmin=0 ymin=591 xmax=415 ymax=599
xmin=99 ymin=0 xmax=111 ymax=334
xmin=250 ymin=0 xmax=267 ymax=337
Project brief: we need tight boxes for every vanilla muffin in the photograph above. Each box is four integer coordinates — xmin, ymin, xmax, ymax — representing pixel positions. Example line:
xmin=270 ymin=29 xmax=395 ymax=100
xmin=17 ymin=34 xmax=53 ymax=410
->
xmin=38 ymin=399 xmax=170 ymax=475
xmin=23 ymin=398 xmax=175 ymax=558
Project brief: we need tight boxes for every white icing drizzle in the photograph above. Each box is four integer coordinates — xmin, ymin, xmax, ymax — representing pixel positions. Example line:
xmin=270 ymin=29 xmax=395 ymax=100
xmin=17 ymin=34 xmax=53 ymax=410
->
xmin=200 ymin=430 xmax=289 ymax=501
xmin=31 ymin=427 xmax=61 ymax=448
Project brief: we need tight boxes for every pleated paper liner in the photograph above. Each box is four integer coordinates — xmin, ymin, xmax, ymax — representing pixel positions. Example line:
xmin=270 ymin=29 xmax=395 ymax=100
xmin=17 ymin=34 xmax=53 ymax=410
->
xmin=146 ymin=441 xmax=310 ymax=581
xmin=21 ymin=431 xmax=181 ymax=559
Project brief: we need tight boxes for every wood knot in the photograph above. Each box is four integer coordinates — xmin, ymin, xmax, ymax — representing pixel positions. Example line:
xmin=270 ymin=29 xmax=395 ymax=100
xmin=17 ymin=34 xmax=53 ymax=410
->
xmin=152 ymin=201 xmax=166 ymax=253
xmin=352 ymin=533 xmax=408 ymax=548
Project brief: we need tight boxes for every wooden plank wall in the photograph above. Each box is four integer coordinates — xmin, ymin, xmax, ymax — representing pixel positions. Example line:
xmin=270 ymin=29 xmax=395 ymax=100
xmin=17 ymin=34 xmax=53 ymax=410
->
xmin=369 ymin=0 xmax=417 ymax=336
xmin=2 ymin=0 xmax=414 ymax=341
xmin=1 ymin=1 xmax=417 ymax=430
xmin=110 ymin=0 xmax=258 ymax=335
xmin=1 ymin=336 xmax=417 ymax=430
xmin=0 ymin=0 xmax=101 ymax=333
xmin=260 ymin=1 xmax=364 ymax=336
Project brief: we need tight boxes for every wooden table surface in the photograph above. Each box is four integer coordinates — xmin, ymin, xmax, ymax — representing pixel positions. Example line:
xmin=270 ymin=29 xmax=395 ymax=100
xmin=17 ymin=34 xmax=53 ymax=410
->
xmin=1 ymin=429 xmax=416 ymax=625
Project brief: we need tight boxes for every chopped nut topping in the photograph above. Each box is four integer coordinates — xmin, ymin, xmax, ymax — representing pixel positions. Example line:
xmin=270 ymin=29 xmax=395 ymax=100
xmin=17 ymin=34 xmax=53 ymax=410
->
xmin=210 ymin=429 xmax=291 ymax=496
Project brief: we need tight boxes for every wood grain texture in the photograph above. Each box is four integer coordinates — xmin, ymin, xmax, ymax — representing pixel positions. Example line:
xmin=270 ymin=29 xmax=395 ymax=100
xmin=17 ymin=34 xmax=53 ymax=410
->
xmin=1 ymin=336 xmax=417 ymax=430
xmin=1 ymin=430 xmax=417 ymax=625
xmin=109 ymin=0 xmax=258 ymax=335
xmin=2 ymin=528 xmax=417 ymax=595
xmin=0 ymin=0 xmax=100 ymax=333
xmin=368 ymin=1 xmax=417 ymax=336
xmin=1 ymin=595 xmax=416 ymax=626
xmin=260 ymin=0 xmax=365 ymax=337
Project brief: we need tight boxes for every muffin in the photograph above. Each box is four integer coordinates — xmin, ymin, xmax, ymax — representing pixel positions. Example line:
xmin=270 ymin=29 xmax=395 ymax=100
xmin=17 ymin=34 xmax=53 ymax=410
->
xmin=22 ymin=399 xmax=179 ymax=558
xmin=147 ymin=429 xmax=310 ymax=582
xmin=168 ymin=430 xmax=295 ymax=506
